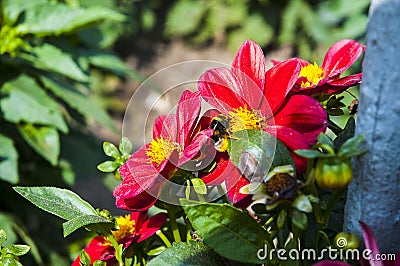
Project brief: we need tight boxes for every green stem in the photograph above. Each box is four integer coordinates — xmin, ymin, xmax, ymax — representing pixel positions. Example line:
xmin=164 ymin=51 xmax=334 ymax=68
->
xmin=106 ymin=234 xmax=124 ymax=266
xmin=156 ymin=230 xmax=172 ymax=247
xmin=166 ymin=206 xmax=182 ymax=243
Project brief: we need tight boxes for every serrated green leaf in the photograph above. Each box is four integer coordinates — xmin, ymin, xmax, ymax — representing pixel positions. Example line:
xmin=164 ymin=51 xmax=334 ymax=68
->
xmin=97 ymin=161 xmax=119 ymax=173
xmin=119 ymin=137 xmax=132 ymax=156
xmin=28 ymin=44 xmax=88 ymax=82
xmin=4 ymin=244 xmax=30 ymax=256
xmin=292 ymin=210 xmax=307 ymax=231
xmin=191 ymin=178 xmax=207 ymax=195
xmin=0 ymin=134 xmax=19 ymax=184
xmin=62 ymin=215 xmax=113 ymax=237
xmin=18 ymin=124 xmax=60 ymax=166
xmin=13 ymin=187 xmax=97 ymax=220
xmin=294 ymin=149 xmax=322 ymax=159
xmin=17 ymin=4 xmax=124 ymax=35
xmin=103 ymin=142 xmax=120 ymax=158
xmin=41 ymin=77 xmax=117 ymax=131
xmin=0 ymin=75 xmax=68 ymax=133
xmin=181 ymin=199 xmax=270 ymax=264
xmin=147 ymin=241 xmax=226 ymax=266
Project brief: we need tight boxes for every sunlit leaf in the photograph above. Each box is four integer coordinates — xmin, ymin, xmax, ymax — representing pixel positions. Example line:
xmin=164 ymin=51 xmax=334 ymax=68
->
xmin=0 ymin=134 xmax=18 ymax=184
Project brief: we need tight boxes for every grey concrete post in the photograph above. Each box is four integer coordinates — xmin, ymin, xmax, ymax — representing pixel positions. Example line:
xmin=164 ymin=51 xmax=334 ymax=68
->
xmin=343 ymin=0 xmax=400 ymax=253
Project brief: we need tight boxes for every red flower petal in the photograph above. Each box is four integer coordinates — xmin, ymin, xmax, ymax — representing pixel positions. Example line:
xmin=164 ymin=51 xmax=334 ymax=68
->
xmin=72 ymin=236 xmax=111 ymax=266
xmin=359 ymin=221 xmax=385 ymax=266
xmin=263 ymin=58 xmax=302 ymax=113
xmin=176 ymin=90 xmax=201 ymax=148
xmin=273 ymin=95 xmax=327 ymax=145
xmin=200 ymin=152 xmax=232 ymax=185
xmin=322 ymin=39 xmax=364 ymax=77
xmin=153 ymin=114 xmax=177 ymax=141
xmin=136 ymin=213 xmax=168 ymax=243
xmin=198 ymin=67 xmax=247 ymax=113
xmin=226 ymin=173 xmax=250 ymax=204
xmin=232 ymin=40 xmax=268 ymax=111
xmin=265 ymin=126 xmax=310 ymax=173
xmin=178 ymin=129 xmax=214 ymax=166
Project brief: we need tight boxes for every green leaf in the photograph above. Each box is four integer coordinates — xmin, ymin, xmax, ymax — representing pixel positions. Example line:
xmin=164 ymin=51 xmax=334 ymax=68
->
xmin=147 ymin=246 xmax=167 ymax=256
xmin=292 ymin=210 xmax=307 ymax=231
xmin=2 ymin=257 xmax=22 ymax=266
xmin=294 ymin=149 xmax=322 ymax=159
xmin=29 ymin=44 xmax=88 ymax=82
xmin=41 ymin=77 xmax=117 ymax=131
xmin=191 ymin=178 xmax=207 ymax=195
xmin=0 ymin=134 xmax=19 ymax=184
xmin=338 ymin=135 xmax=367 ymax=158
xmin=119 ymin=137 xmax=132 ymax=156
xmin=4 ymin=244 xmax=30 ymax=256
xmin=93 ymin=260 xmax=107 ymax=266
xmin=97 ymin=161 xmax=119 ymax=173
xmin=292 ymin=195 xmax=312 ymax=213
xmin=17 ymin=4 xmax=124 ymax=35
xmin=18 ymin=124 xmax=60 ymax=166
xmin=166 ymin=1 xmax=207 ymax=35
xmin=62 ymin=215 xmax=113 ymax=237
xmin=277 ymin=210 xmax=287 ymax=229
xmin=0 ymin=213 xmax=17 ymax=246
xmin=181 ymin=199 xmax=270 ymax=264
xmin=0 ymin=75 xmax=68 ymax=133
xmin=334 ymin=117 xmax=356 ymax=149
xmin=1 ymin=0 xmax=46 ymax=25
xmin=103 ymin=142 xmax=120 ymax=158
xmin=147 ymin=241 xmax=226 ymax=266
xmin=13 ymin=187 xmax=97 ymax=220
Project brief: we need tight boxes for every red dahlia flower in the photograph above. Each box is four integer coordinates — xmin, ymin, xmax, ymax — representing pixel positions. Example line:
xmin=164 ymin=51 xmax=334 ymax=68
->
xmin=72 ymin=211 xmax=167 ymax=266
xmin=198 ymin=40 xmax=327 ymax=202
xmin=114 ymin=90 xmax=213 ymax=211
xmin=293 ymin=39 xmax=364 ymax=95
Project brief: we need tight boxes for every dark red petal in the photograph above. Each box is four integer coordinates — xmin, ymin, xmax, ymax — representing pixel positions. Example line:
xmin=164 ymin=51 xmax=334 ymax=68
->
xmin=321 ymin=39 xmax=364 ymax=77
xmin=273 ymin=95 xmax=327 ymax=145
xmin=198 ymin=68 xmax=247 ymax=113
xmin=72 ymin=236 xmax=111 ymax=266
xmin=178 ymin=129 xmax=214 ymax=166
xmin=115 ymin=182 xmax=161 ymax=211
xmin=153 ymin=114 xmax=177 ymax=141
xmin=137 ymin=213 xmax=168 ymax=243
xmin=319 ymin=73 xmax=363 ymax=95
xmin=176 ymin=90 xmax=202 ymax=148
xmin=200 ymin=152 xmax=232 ymax=185
xmin=264 ymin=58 xmax=302 ymax=113
xmin=359 ymin=221 xmax=384 ymax=266
xmin=265 ymin=126 xmax=310 ymax=174
xmin=226 ymin=174 xmax=250 ymax=204
xmin=232 ymin=40 xmax=267 ymax=111
xmin=130 ymin=211 xmax=148 ymax=230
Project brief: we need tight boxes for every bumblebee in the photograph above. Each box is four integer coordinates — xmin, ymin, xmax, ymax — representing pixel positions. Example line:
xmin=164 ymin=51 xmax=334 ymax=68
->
xmin=210 ymin=115 xmax=230 ymax=152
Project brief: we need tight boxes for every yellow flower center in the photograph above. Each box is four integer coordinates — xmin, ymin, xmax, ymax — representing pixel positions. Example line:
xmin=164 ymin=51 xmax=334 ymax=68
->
xmin=146 ymin=137 xmax=179 ymax=165
xmin=228 ymin=107 xmax=264 ymax=133
xmin=112 ymin=215 xmax=136 ymax=242
xmin=298 ymin=62 xmax=325 ymax=88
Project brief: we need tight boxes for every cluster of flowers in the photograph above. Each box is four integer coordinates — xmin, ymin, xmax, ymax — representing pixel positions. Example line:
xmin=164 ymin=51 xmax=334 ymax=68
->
xmin=76 ymin=39 xmax=364 ymax=265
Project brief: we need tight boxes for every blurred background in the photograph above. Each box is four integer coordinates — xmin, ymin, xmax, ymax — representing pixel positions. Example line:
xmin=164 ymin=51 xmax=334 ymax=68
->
xmin=0 ymin=0 xmax=368 ymax=264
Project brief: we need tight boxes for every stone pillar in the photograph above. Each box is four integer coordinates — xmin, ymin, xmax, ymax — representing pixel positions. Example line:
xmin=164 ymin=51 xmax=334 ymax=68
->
xmin=343 ymin=0 xmax=400 ymax=253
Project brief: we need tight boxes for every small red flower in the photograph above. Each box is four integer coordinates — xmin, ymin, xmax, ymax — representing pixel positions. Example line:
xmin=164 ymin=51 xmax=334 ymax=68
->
xmin=114 ymin=90 xmax=213 ymax=211
xmin=293 ymin=39 xmax=365 ymax=95
xmin=72 ymin=211 xmax=167 ymax=266
xmin=198 ymin=40 xmax=327 ymax=203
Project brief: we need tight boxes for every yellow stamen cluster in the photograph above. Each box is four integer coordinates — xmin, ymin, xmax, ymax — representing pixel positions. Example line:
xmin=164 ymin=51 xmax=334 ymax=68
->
xmin=298 ymin=62 xmax=325 ymax=88
xmin=146 ymin=137 xmax=178 ymax=165
xmin=228 ymin=107 xmax=264 ymax=133
xmin=112 ymin=215 xmax=136 ymax=242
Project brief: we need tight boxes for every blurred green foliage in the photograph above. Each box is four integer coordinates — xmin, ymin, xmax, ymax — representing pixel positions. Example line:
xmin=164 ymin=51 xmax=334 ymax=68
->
xmin=0 ymin=0 xmax=138 ymax=264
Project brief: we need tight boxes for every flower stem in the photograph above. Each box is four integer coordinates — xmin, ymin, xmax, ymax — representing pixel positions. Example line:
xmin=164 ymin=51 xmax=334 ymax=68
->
xmin=106 ymin=234 xmax=124 ymax=266
xmin=166 ymin=206 xmax=182 ymax=243
xmin=156 ymin=230 xmax=172 ymax=247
